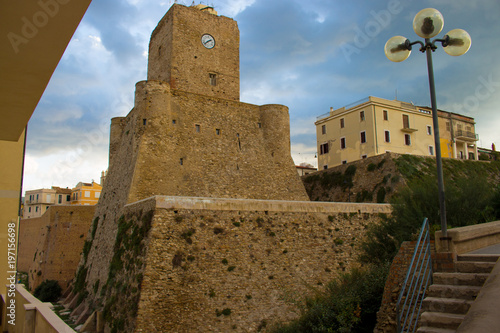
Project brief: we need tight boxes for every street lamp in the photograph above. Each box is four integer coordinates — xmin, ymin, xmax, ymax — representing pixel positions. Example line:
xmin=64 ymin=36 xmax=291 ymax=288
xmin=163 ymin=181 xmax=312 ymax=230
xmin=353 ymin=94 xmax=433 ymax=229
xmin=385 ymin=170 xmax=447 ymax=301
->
xmin=384 ymin=8 xmax=471 ymax=243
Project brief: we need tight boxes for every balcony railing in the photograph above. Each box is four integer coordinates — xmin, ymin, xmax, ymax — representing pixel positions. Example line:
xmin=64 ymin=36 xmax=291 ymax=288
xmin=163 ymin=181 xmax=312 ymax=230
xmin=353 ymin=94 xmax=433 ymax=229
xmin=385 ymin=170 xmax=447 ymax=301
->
xmin=455 ymin=129 xmax=478 ymax=141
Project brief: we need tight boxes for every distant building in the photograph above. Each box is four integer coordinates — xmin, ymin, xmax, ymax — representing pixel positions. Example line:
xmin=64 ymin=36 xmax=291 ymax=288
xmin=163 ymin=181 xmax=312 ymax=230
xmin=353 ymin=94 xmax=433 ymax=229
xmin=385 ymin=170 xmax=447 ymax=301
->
xmin=315 ymin=96 xmax=479 ymax=169
xmin=478 ymin=144 xmax=498 ymax=161
xmin=296 ymin=165 xmax=317 ymax=176
xmin=71 ymin=181 xmax=102 ymax=205
xmin=24 ymin=187 xmax=72 ymax=219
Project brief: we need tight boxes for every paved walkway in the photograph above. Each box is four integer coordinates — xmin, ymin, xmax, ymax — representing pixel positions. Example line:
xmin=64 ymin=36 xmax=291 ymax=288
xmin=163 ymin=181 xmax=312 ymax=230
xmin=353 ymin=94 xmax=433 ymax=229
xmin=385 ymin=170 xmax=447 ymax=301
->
xmin=467 ymin=243 xmax=500 ymax=255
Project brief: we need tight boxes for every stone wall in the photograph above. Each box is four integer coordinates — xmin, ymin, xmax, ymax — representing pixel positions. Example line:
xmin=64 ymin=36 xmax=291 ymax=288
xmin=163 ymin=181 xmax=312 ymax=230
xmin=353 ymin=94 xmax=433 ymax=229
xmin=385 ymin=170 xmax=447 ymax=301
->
xmin=78 ymin=196 xmax=390 ymax=332
xmin=303 ymin=153 xmax=405 ymax=203
xmin=17 ymin=205 xmax=95 ymax=291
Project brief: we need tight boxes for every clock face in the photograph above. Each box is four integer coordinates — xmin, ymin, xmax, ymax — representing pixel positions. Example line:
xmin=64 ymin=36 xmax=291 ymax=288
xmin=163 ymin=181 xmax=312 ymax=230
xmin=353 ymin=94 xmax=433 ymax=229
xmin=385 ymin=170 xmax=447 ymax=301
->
xmin=201 ymin=34 xmax=215 ymax=49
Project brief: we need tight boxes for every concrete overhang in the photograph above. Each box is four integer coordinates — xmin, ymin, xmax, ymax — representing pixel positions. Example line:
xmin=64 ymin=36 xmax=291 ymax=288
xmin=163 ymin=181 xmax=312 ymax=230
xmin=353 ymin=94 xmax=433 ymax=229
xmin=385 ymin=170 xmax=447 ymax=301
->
xmin=0 ymin=0 xmax=92 ymax=142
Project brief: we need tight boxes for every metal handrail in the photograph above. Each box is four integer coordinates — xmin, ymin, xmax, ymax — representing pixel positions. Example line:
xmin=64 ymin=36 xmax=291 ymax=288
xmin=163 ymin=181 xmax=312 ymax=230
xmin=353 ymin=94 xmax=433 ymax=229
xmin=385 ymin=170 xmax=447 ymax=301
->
xmin=396 ymin=218 xmax=433 ymax=333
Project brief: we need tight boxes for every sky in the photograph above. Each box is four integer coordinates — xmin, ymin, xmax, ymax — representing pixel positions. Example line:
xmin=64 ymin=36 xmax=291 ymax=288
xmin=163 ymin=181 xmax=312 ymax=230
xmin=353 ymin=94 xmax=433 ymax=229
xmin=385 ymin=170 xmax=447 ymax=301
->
xmin=23 ymin=0 xmax=500 ymax=191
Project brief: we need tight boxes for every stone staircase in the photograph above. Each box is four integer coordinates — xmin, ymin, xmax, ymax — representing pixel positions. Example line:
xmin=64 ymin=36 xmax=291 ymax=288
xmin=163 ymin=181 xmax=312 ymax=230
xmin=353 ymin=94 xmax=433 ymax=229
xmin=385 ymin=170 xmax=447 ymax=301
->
xmin=417 ymin=254 xmax=499 ymax=333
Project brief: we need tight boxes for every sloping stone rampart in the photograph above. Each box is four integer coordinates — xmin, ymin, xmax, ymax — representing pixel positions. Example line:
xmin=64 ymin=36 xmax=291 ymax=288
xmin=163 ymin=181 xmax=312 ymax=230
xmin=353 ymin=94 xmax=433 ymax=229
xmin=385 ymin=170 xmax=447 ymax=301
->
xmin=108 ymin=197 xmax=390 ymax=332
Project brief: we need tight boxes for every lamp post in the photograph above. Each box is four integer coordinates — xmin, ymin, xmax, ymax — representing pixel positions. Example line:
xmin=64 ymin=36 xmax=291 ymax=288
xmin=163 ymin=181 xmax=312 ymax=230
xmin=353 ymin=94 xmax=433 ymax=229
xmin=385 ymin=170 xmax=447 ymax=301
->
xmin=384 ymin=8 xmax=471 ymax=243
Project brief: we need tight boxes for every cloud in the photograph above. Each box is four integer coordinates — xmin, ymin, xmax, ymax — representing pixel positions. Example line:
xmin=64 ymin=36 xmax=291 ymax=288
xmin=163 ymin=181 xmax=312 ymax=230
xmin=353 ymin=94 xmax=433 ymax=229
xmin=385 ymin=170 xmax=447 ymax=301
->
xmin=24 ymin=0 xmax=500 ymax=192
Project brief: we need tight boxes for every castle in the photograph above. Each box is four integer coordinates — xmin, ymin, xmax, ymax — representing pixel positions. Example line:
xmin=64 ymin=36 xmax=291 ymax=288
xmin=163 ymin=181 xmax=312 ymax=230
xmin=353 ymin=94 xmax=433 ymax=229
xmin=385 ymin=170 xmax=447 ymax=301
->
xmin=70 ymin=5 xmax=390 ymax=332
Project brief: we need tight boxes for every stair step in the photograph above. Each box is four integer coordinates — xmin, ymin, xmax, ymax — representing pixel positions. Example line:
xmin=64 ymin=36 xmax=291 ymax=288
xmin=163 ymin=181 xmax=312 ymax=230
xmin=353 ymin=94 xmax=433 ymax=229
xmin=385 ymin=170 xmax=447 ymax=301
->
xmin=455 ymin=261 xmax=495 ymax=273
xmin=433 ymin=272 xmax=489 ymax=286
xmin=419 ymin=311 xmax=465 ymax=330
xmin=457 ymin=254 xmax=500 ymax=262
xmin=417 ymin=326 xmax=457 ymax=333
xmin=427 ymin=284 xmax=481 ymax=300
xmin=422 ymin=297 xmax=473 ymax=314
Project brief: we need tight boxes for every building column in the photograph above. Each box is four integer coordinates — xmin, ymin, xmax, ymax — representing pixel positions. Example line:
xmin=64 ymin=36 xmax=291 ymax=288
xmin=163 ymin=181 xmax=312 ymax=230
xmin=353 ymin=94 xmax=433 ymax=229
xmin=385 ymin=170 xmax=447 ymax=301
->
xmin=453 ymin=141 xmax=457 ymax=159
xmin=464 ymin=142 xmax=469 ymax=160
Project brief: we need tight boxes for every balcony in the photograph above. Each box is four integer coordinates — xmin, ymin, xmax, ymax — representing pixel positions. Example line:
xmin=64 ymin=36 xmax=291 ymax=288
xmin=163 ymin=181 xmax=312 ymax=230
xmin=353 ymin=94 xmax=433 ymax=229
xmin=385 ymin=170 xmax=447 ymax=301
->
xmin=401 ymin=126 xmax=418 ymax=133
xmin=455 ymin=129 xmax=478 ymax=141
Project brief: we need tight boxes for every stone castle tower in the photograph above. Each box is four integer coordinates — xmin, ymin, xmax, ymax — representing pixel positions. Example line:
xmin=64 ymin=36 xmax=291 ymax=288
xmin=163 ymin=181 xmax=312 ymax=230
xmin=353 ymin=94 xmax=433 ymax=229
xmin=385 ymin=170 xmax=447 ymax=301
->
xmin=107 ymin=4 xmax=308 ymax=204
xmin=69 ymin=5 xmax=388 ymax=332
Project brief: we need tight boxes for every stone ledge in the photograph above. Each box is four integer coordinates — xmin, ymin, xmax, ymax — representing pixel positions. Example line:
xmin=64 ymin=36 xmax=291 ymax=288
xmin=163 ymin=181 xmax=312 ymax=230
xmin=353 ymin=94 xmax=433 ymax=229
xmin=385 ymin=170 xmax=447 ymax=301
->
xmin=125 ymin=195 xmax=392 ymax=214
xmin=435 ymin=221 xmax=500 ymax=254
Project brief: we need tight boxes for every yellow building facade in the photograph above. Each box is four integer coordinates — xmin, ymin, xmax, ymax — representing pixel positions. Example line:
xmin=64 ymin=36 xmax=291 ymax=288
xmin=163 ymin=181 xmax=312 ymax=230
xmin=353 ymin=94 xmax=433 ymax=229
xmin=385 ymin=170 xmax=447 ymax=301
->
xmin=315 ymin=96 xmax=478 ymax=169
xmin=71 ymin=181 xmax=102 ymax=205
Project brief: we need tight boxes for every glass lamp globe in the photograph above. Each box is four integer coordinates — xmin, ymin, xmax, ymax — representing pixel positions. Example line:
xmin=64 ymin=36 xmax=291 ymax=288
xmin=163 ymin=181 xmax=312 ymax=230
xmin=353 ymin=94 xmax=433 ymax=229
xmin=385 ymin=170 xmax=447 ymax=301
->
xmin=384 ymin=36 xmax=411 ymax=62
xmin=413 ymin=8 xmax=444 ymax=39
xmin=443 ymin=29 xmax=472 ymax=56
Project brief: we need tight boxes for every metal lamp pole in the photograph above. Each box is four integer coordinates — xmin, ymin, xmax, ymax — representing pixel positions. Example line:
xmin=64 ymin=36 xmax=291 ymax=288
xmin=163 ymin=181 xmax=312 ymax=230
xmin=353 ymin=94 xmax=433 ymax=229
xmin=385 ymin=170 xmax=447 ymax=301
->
xmin=424 ymin=39 xmax=447 ymax=238
xmin=384 ymin=8 xmax=471 ymax=243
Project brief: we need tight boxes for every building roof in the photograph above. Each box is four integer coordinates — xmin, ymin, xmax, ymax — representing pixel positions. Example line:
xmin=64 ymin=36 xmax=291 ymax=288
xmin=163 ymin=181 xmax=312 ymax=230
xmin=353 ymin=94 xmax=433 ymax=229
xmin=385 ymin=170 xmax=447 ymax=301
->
xmin=0 ymin=1 xmax=91 ymax=141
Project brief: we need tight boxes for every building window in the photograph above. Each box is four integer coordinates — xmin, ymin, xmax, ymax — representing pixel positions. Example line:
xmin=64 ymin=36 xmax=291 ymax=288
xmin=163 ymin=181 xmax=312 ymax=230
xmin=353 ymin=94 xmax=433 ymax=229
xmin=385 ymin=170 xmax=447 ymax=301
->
xmin=429 ymin=146 xmax=434 ymax=155
xmin=67 ymin=195 xmax=71 ymax=201
xmin=47 ymin=194 xmax=51 ymax=202
xmin=342 ymin=160 xmax=347 ymax=165
xmin=29 ymin=207 xmax=31 ymax=213
xmin=209 ymin=73 xmax=217 ymax=86
xmin=383 ymin=110 xmax=388 ymax=121
xmin=258 ymin=123 xmax=262 ymax=128
xmin=216 ymin=129 xmax=221 ymax=135
xmin=446 ymin=122 xmax=450 ymax=131
xmin=360 ymin=111 xmax=365 ymax=121
xmin=85 ymin=191 xmax=90 ymax=198
xmin=58 ymin=195 xmax=62 ymax=204
xmin=404 ymin=134 xmax=411 ymax=146
xmin=340 ymin=118 xmax=345 ymax=128
xmin=384 ymin=131 xmax=390 ymax=143
xmin=36 ymin=206 xmax=38 ymax=212
xmin=360 ymin=131 xmax=366 ymax=144
xmin=403 ymin=114 xmax=410 ymax=129
xmin=180 ymin=158 xmax=184 ymax=165
xmin=95 ymin=192 xmax=100 ymax=199
xmin=323 ymin=165 xmax=328 ymax=170
xmin=362 ymin=155 xmax=367 ymax=159
xmin=340 ymin=137 xmax=346 ymax=149
xmin=321 ymin=125 xmax=326 ymax=135
xmin=320 ymin=143 xmax=329 ymax=155
xmin=143 ymin=119 xmax=147 ymax=125
xmin=195 ymin=124 xmax=200 ymax=132
xmin=427 ymin=125 xmax=432 ymax=135
xmin=457 ymin=124 xmax=462 ymax=131
xmin=172 ymin=119 xmax=176 ymax=125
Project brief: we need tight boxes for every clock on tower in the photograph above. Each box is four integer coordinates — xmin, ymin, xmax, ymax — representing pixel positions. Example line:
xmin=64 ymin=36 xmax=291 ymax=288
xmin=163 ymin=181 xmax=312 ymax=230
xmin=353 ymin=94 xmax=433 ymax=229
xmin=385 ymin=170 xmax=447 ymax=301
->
xmin=147 ymin=4 xmax=240 ymax=101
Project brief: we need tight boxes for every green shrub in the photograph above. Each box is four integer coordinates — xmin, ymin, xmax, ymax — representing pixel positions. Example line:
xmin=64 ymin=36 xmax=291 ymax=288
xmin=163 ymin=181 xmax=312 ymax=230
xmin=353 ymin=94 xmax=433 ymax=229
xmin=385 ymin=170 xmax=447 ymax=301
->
xmin=34 ymin=280 xmax=62 ymax=302
xmin=367 ymin=163 xmax=376 ymax=172
xmin=360 ymin=173 xmax=497 ymax=265
xmin=376 ymin=187 xmax=386 ymax=203
xmin=271 ymin=264 xmax=389 ymax=333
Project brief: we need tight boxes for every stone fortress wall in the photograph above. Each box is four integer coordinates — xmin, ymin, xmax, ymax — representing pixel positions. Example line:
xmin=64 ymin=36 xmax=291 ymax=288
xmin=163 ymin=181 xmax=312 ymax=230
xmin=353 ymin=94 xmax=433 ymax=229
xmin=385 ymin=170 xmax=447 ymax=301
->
xmin=82 ymin=196 xmax=390 ymax=332
xmin=17 ymin=205 xmax=95 ymax=291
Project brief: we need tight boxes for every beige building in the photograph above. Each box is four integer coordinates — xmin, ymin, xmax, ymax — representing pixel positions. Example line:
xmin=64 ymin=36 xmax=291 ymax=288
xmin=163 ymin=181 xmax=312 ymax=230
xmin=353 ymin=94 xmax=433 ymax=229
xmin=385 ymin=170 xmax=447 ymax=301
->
xmin=315 ymin=96 xmax=478 ymax=169
xmin=24 ymin=186 xmax=72 ymax=218
xmin=435 ymin=109 xmax=478 ymax=160
xmin=296 ymin=165 xmax=317 ymax=176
